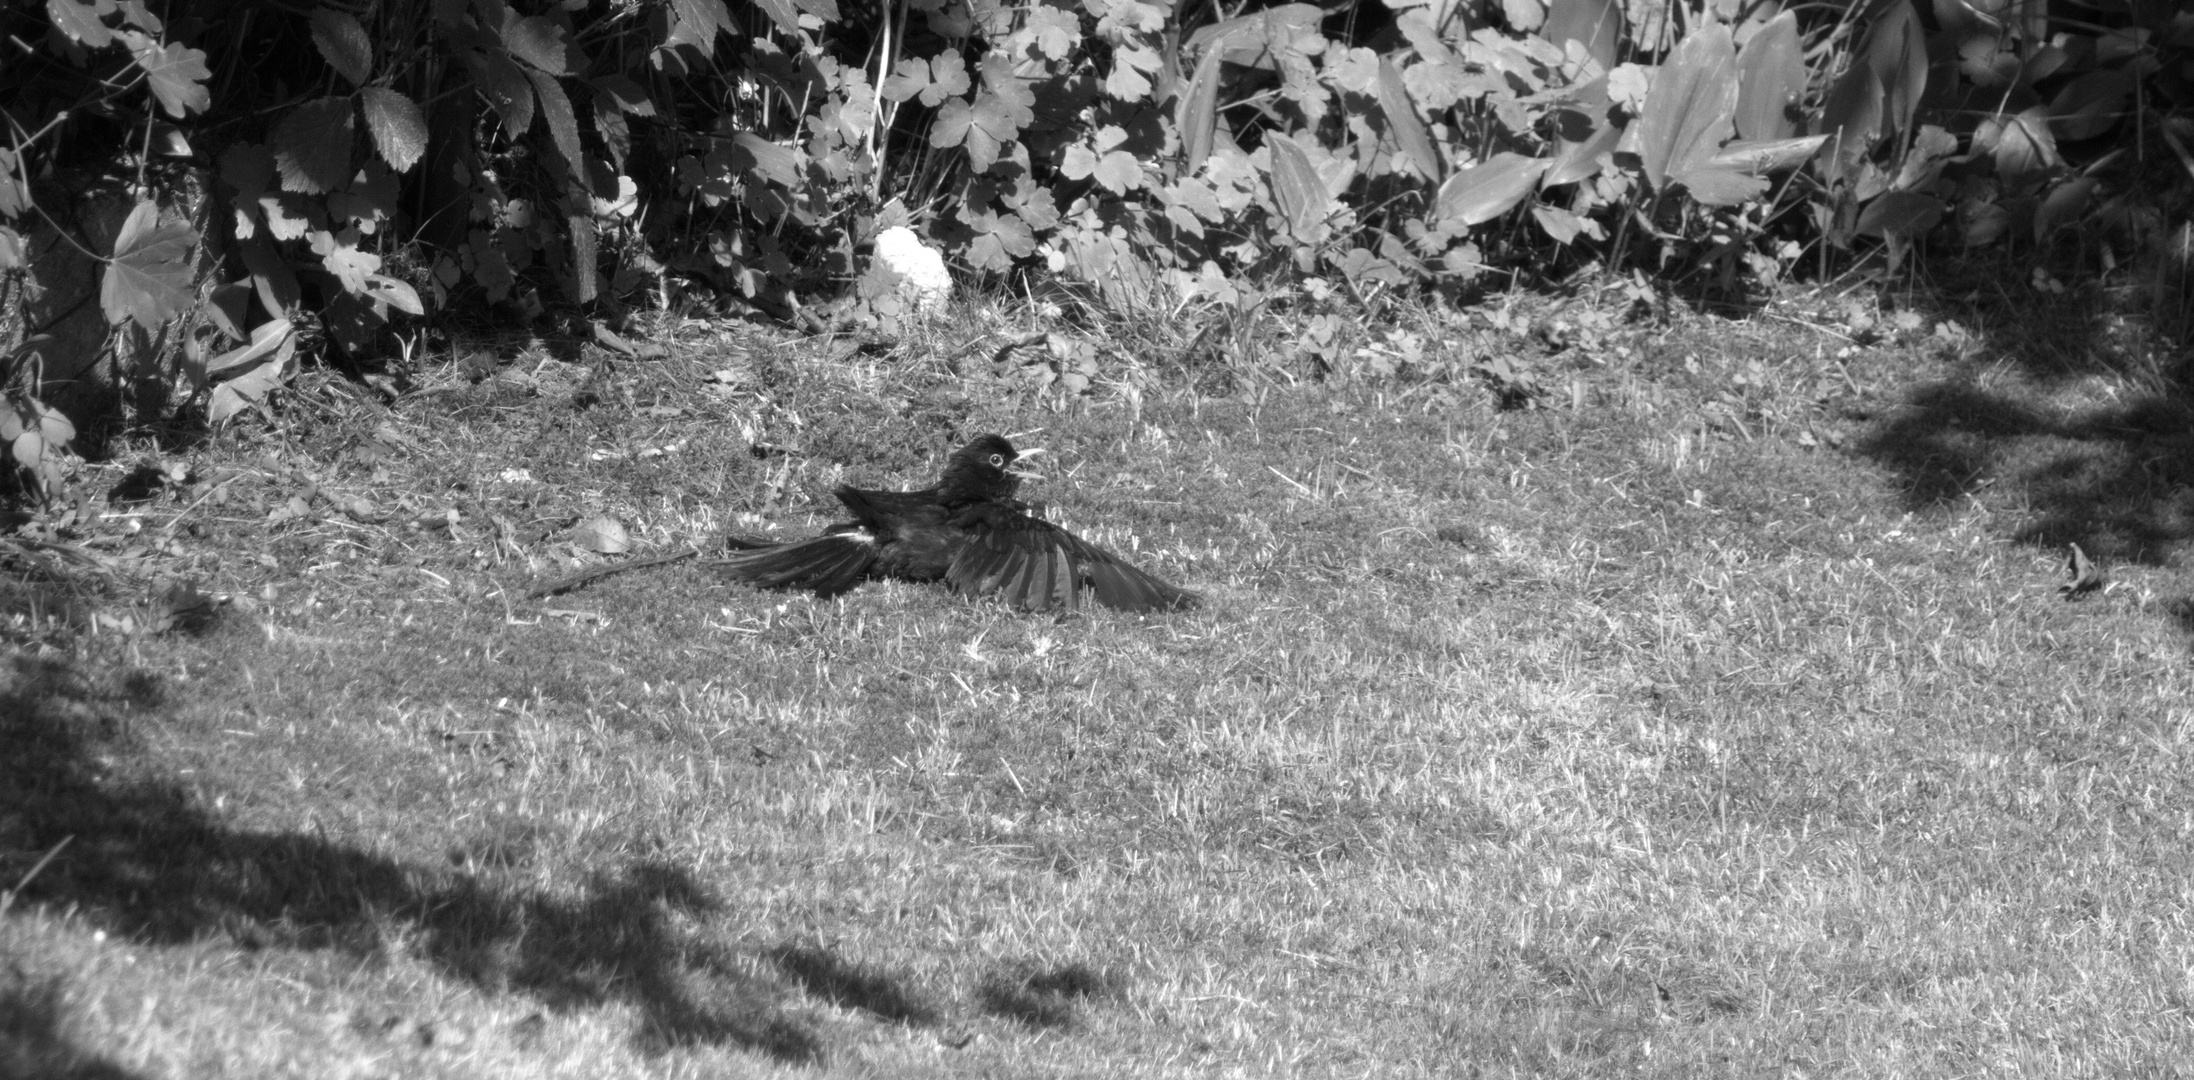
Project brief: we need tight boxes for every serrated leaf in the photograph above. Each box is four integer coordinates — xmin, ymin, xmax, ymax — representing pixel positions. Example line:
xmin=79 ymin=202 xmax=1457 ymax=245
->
xmin=502 ymin=13 xmax=570 ymax=74
xmin=102 ymin=200 xmax=198 ymax=330
xmin=470 ymin=50 xmax=536 ymax=136
xmin=751 ymin=0 xmax=798 ymax=35
xmin=135 ymin=40 xmax=212 ymax=117
xmin=361 ymin=87 xmax=427 ymax=172
xmin=270 ymin=97 xmax=355 ymax=194
xmin=525 ymin=69 xmax=583 ymax=178
xmin=309 ymin=8 xmax=372 ymax=88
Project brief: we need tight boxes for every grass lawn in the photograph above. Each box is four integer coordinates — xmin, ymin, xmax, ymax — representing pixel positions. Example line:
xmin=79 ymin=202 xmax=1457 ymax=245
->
xmin=4 ymin=286 xmax=2192 ymax=1078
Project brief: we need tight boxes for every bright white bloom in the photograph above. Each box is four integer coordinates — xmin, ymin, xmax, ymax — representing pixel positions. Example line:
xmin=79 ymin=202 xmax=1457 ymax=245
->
xmin=873 ymin=225 xmax=952 ymax=312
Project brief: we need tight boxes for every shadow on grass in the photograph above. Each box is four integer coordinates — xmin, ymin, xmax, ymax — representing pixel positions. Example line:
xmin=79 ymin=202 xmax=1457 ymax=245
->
xmin=1856 ymin=376 xmax=2194 ymax=565
xmin=0 ymin=972 xmax=145 ymax=1080
xmin=0 ymin=652 xmax=822 ymax=1065
xmin=977 ymin=962 xmax=1117 ymax=1029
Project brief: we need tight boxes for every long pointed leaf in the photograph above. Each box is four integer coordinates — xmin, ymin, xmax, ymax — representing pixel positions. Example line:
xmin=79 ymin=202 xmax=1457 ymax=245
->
xmin=1734 ymin=12 xmax=1803 ymax=141
xmin=1637 ymin=24 xmax=1739 ymax=191
xmin=1375 ymin=57 xmax=1440 ymax=181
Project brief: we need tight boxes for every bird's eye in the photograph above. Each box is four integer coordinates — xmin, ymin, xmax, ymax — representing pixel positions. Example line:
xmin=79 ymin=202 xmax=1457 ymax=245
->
xmin=988 ymin=453 xmax=1005 ymax=467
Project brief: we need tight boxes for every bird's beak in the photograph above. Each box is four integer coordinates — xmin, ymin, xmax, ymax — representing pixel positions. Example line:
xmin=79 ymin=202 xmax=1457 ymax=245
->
xmin=1008 ymin=446 xmax=1045 ymax=480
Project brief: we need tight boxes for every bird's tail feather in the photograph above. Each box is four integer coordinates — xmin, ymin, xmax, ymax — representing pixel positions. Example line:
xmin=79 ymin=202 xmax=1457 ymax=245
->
xmin=709 ymin=534 xmax=876 ymax=597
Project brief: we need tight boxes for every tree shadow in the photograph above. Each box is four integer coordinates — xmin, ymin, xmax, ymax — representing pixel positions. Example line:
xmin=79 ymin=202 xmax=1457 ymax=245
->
xmin=0 ymin=651 xmax=823 ymax=1064
xmin=0 ymin=972 xmax=146 ymax=1080
xmin=1851 ymin=251 xmax=2194 ymax=568
xmin=1857 ymin=380 xmax=2194 ymax=564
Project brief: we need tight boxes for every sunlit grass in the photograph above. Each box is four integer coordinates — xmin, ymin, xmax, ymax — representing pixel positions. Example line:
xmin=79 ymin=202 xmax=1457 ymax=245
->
xmin=5 ymin=296 xmax=2192 ymax=1077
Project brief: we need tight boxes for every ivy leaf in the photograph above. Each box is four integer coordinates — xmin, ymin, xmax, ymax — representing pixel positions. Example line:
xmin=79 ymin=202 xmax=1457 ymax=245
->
xmin=270 ymin=97 xmax=355 ymax=194
xmin=134 ymin=39 xmax=212 ymax=117
xmin=309 ymin=8 xmax=372 ymax=88
xmin=101 ymin=200 xmax=198 ymax=330
xmin=361 ymin=87 xmax=427 ymax=172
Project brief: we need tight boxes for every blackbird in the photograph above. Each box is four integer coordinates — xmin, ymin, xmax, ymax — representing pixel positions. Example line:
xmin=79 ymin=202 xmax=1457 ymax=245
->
xmin=711 ymin=434 xmax=1195 ymax=612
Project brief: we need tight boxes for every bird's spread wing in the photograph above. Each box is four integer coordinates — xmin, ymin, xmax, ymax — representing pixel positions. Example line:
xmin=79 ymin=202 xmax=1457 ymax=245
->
xmin=709 ymin=533 xmax=878 ymax=597
xmin=945 ymin=506 xmax=1195 ymax=613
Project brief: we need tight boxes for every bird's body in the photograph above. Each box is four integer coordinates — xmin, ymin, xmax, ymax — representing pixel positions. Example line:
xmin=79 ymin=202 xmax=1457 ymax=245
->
xmin=711 ymin=435 xmax=1194 ymax=613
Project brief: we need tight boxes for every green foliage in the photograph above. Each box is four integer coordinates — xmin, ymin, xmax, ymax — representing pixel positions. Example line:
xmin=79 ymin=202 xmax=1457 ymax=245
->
xmin=0 ymin=0 xmax=2184 ymax=471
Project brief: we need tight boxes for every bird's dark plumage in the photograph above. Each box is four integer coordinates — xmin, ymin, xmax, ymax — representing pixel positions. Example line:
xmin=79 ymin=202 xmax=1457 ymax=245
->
xmin=710 ymin=435 xmax=1195 ymax=613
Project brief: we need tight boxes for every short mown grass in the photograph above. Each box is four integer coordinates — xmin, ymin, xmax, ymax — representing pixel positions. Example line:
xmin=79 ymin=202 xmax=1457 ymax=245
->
xmin=4 ymin=286 xmax=2193 ymax=1078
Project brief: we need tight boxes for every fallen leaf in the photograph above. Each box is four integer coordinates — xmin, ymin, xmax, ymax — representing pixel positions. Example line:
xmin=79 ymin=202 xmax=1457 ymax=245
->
xmin=571 ymin=516 xmax=630 ymax=553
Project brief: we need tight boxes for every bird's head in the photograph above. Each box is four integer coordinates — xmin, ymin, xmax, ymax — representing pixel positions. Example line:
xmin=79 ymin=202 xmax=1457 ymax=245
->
xmin=940 ymin=434 xmax=1042 ymax=503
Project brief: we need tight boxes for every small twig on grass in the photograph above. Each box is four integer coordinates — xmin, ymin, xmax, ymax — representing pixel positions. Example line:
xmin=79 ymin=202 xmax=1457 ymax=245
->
xmin=523 ymin=547 xmax=703 ymax=599
xmin=157 ymin=473 xmax=245 ymax=543
xmin=0 ymin=835 xmax=72 ymax=919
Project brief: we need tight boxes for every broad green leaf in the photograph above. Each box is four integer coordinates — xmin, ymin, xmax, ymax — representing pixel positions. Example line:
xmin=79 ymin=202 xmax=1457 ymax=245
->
xmin=1435 ymin=153 xmax=1548 ymax=226
xmin=1637 ymin=24 xmax=1738 ymax=192
xmin=101 ymin=200 xmax=197 ymax=329
xmin=1375 ymin=57 xmax=1439 ymax=181
xmin=238 ymin=230 xmax=300 ymax=315
xmin=0 ymin=225 xmax=24 ymax=269
xmin=1540 ymin=0 xmax=1620 ymax=70
xmin=206 ymin=318 xmax=296 ymax=376
xmin=206 ymin=280 xmax=251 ymax=339
xmin=1855 ymin=189 xmax=1943 ymax=238
xmin=270 ymin=97 xmax=354 ymax=194
xmin=361 ymin=87 xmax=428 ymax=172
xmin=0 ymin=150 xmax=28 ymax=217
xmin=1267 ymin=137 xmax=1331 ymax=237
xmin=1671 ymin=166 xmax=1768 ymax=206
xmin=1957 ymin=197 xmax=2008 ymax=247
xmin=1862 ymin=0 xmax=1927 ymax=140
xmin=2050 ymin=69 xmax=2130 ymax=142
xmin=1178 ymin=39 xmax=1227 ymax=170
xmin=730 ymin=133 xmax=799 ymax=187
xmin=30 ymin=400 xmax=75 ymax=448
xmin=2033 ymin=176 xmax=2097 ymax=243
xmin=1542 ymin=116 xmax=1620 ymax=187
xmin=309 ymin=7 xmax=372 ymax=88
xmin=1705 ymin=136 xmax=1828 ymax=175
xmin=1817 ymin=64 xmax=1882 ymax=183
xmin=1734 ymin=11 xmax=1802 ymax=141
